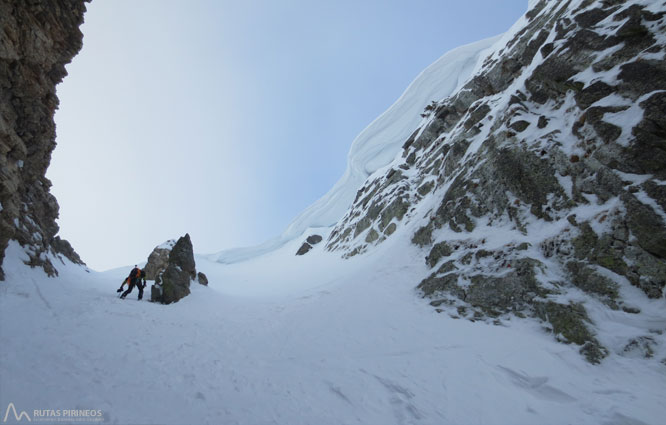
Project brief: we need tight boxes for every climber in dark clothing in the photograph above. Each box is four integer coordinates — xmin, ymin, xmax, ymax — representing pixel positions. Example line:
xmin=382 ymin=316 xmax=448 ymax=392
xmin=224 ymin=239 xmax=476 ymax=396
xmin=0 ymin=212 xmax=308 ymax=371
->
xmin=120 ymin=265 xmax=146 ymax=300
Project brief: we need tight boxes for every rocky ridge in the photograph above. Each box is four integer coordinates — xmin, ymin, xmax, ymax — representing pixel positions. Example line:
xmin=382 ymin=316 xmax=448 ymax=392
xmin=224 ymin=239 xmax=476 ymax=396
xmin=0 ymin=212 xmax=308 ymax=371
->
xmin=0 ymin=1 xmax=89 ymax=279
xmin=326 ymin=0 xmax=666 ymax=363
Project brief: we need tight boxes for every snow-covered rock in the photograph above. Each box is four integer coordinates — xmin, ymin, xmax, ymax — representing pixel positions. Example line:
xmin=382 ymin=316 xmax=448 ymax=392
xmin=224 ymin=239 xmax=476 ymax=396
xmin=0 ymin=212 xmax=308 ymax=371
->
xmin=151 ymin=234 xmax=198 ymax=304
xmin=143 ymin=239 xmax=175 ymax=280
xmin=324 ymin=0 xmax=666 ymax=363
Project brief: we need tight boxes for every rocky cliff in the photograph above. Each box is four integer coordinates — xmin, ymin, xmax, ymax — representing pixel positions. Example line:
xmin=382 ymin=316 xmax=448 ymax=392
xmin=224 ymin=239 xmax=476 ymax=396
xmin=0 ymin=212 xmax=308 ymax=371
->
xmin=0 ymin=0 xmax=88 ymax=279
xmin=326 ymin=0 xmax=666 ymax=363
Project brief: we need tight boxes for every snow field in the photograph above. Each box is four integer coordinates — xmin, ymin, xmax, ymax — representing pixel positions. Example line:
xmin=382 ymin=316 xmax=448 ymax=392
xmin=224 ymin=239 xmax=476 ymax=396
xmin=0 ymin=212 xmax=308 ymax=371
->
xmin=2 ymin=234 xmax=666 ymax=425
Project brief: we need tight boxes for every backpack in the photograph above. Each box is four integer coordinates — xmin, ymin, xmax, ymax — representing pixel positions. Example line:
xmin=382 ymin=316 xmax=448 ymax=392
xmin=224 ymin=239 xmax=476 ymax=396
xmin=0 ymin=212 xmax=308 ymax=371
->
xmin=130 ymin=267 xmax=140 ymax=279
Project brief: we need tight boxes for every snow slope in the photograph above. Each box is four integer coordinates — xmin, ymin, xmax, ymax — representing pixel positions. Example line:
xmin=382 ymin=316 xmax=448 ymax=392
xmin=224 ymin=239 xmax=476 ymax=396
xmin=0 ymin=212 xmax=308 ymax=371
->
xmin=2 ymin=230 xmax=666 ymax=424
xmin=209 ymin=35 xmax=502 ymax=264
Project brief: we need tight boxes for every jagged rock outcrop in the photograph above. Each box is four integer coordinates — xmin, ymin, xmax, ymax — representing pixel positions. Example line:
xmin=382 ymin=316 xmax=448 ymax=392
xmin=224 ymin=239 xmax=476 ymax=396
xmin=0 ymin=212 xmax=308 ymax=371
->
xmin=144 ymin=239 xmax=175 ymax=280
xmin=326 ymin=0 xmax=666 ymax=363
xmin=0 ymin=1 xmax=89 ymax=279
xmin=151 ymin=234 xmax=204 ymax=304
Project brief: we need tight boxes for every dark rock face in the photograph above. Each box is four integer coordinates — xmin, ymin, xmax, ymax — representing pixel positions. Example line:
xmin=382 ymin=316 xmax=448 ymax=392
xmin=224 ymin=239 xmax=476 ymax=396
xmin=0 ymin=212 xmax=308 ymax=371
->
xmin=296 ymin=234 xmax=323 ymax=256
xmin=425 ymin=242 xmax=453 ymax=268
xmin=0 ymin=1 xmax=89 ymax=279
xmin=306 ymin=234 xmax=323 ymax=245
xmin=169 ymin=234 xmax=196 ymax=277
xmin=51 ymin=236 xmax=84 ymax=266
xmin=296 ymin=243 xmax=313 ymax=256
xmin=325 ymin=0 xmax=666 ymax=363
xmin=197 ymin=272 xmax=208 ymax=286
xmin=534 ymin=301 xmax=608 ymax=364
xmin=153 ymin=263 xmax=191 ymax=304
xmin=151 ymin=234 xmax=198 ymax=304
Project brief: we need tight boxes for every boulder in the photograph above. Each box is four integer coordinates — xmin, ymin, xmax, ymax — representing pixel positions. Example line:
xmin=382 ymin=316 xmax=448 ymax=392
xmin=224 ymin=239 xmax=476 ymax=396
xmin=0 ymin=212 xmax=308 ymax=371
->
xmin=296 ymin=243 xmax=313 ymax=256
xmin=197 ymin=272 xmax=208 ymax=286
xmin=144 ymin=239 xmax=175 ymax=280
xmin=296 ymin=234 xmax=323 ymax=256
xmin=151 ymin=234 xmax=199 ymax=304
xmin=306 ymin=234 xmax=323 ymax=245
xmin=154 ymin=263 xmax=192 ymax=304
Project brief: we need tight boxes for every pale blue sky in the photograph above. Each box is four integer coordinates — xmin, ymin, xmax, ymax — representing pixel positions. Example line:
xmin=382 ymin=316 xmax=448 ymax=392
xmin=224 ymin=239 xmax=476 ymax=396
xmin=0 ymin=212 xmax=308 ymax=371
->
xmin=50 ymin=0 xmax=527 ymax=270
